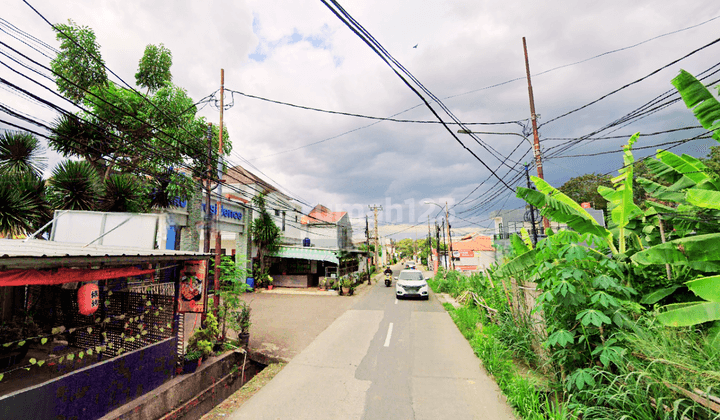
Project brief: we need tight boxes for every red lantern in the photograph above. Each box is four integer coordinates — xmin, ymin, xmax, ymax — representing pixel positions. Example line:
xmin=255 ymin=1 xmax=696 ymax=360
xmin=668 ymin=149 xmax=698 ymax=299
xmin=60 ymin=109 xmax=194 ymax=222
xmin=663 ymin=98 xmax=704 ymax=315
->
xmin=78 ymin=283 xmax=100 ymax=316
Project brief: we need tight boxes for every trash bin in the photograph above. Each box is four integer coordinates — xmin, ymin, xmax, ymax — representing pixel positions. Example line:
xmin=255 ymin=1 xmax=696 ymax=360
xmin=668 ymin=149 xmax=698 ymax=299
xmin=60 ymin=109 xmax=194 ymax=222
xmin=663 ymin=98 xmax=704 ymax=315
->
xmin=246 ymin=277 xmax=255 ymax=291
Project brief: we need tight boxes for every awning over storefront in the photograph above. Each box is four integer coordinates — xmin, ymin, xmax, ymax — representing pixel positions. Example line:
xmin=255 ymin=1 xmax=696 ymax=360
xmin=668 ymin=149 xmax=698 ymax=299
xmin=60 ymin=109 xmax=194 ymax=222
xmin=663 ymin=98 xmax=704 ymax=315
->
xmin=270 ymin=247 xmax=339 ymax=264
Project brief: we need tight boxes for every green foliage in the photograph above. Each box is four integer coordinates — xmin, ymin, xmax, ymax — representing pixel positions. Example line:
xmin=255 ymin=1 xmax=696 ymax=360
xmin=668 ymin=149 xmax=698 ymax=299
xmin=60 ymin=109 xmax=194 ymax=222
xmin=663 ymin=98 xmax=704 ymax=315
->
xmin=48 ymin=21 xmax=231 ymax=209
xmin=187 ymin=311 xmax=219 ymax=359
xmin=212 ymin=255 xmax=250 ymax=340
xmin=47 ymin=160 xmax=102 ymax=210
xmin=558 ymin=172 xmax=613 ymax=211
xmin=672 ymin=69 xmax=720 ymax=141
xmin=0 ymin=131 xmax=46 ymax=177
xmin=101 ymin=173 xmax=146 ymax=212
xmin=251 ymin=193 xmax=281 ymax=285
xmin=135 ymin=43 xmax=172 ymax=93
xmin=597 ymin=133 xmax=643 ymax=254
xmin=50 ymin=20 xmax=108 ymax=103
xmin=517 ymin=177 xmax=618 ymax=254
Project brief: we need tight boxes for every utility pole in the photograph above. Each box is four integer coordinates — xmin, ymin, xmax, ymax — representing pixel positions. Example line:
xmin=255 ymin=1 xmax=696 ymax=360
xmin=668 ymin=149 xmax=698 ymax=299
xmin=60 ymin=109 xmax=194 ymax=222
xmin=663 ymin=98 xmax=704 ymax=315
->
xmin=365 ymin=215 xmax=371 ymax=284
xmin=213 ymin=69 xmax=225 ymax=313
xmin=441 ymin=219 xmax=447 ymax=270
xmin=445 ymin=202 xmax=454 ymax=271
xmin=427 ymin=215 xmax=431 ymax=269
xmin=435 ymin=222 xmax=441 ymax=273
xmin=524 ymin=164 xmax=539 ymax=246
xmin=202 ymin=122 xmax=212 ymax=322
xmin=369 ymin=205 xmax=382 ymax=268
xmin=523 ymin=37 xmax=550 ymax=229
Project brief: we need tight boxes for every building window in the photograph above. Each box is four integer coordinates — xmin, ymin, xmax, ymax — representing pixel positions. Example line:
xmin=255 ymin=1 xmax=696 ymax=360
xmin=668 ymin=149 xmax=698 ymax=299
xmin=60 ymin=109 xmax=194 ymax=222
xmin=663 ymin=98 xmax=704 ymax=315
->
xmin=274 ymin=209 xmax=280 ymax=216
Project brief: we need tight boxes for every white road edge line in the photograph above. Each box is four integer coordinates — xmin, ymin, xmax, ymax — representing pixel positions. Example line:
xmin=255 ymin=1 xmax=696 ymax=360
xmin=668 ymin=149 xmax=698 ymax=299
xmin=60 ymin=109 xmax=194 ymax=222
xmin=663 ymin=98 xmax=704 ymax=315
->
xmin=383 ymin=323 xmax=394 ymax=347
xmin=395 ymin=299 xmax=398 ymax=305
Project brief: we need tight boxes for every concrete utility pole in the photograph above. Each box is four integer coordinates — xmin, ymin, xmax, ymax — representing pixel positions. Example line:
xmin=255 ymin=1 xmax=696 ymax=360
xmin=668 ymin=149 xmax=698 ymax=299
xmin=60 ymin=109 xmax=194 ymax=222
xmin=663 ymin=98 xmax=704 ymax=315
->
xmin=445 ymin=202 xmax=454 ymax=271
xmin=369 ymin=205 xmax=382 ymax=268
xmin=202 ymin=122 xmax=213 ymax=322
xmin=524 ymin=164 xmax=539 ymax=246
xmin=523 ymin=37 xmax=550 ymax=229
xmin=441 ymin=219 xmax=447 ymax=270
xmin=365 ymin=215 xmax=371 ymax=284
xmin=213 ymin=69 xmax=225 ymax=313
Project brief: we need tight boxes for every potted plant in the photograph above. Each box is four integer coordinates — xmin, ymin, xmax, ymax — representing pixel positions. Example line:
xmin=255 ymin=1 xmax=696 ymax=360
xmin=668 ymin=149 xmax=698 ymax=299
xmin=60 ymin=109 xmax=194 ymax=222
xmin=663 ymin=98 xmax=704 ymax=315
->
xmin=318 ymin=278 xmax=327 ymax=291
xmin=182 ymin=349 xmax=203 ymax=374
xmin=267 ymin=275 xmax=274 ymax=290
xmin=235 ymin=301 xmax=252 ymax=349
xmin=184 ymin=311 xmax=218 ymax=372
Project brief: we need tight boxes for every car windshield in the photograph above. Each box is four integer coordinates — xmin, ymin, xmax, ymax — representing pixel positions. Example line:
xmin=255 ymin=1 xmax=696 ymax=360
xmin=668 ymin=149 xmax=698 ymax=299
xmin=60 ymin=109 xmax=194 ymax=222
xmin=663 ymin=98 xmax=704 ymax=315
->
xmin=398 ymin=271 xmax=423 ymax=281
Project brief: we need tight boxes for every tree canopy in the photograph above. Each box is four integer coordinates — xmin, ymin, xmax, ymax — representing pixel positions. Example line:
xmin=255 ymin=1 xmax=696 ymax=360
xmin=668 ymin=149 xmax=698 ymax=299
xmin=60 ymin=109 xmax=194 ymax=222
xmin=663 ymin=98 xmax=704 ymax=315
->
xmin=48 ymin=20 xmax=230 ymax=206
xmin=558 ymin=173 xmax=613 ymax=211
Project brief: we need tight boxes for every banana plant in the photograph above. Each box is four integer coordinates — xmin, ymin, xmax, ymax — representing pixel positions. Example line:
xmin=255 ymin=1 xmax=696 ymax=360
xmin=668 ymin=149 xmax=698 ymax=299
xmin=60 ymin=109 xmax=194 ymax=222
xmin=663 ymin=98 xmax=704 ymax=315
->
xmin=671 ymin=69 xmax=720 ymax=141
xmin=597 ymin=133 xmax=643 ymax=255
xmin=653 ymin=274 xmax=720 ymax=327
xmin=516 ymin=177 xmax=618 ymax=254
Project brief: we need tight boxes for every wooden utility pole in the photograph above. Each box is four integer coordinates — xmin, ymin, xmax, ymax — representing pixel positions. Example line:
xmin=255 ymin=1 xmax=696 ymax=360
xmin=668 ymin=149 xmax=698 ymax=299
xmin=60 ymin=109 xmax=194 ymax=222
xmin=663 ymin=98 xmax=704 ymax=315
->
xmin=445 ymin=202 xmax=454 ymax=271
xmin=213 ymin=69 xmax=225 ymax=313
xmin=369 ymin=205 xmax=382 ymax=268
xmin=523 ymin=37 xmax=550 ymax=229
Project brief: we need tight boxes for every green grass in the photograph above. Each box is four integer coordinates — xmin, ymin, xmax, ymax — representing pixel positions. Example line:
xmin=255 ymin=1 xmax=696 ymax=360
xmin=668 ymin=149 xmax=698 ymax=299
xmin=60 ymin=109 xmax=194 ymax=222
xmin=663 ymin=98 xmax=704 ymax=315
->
xmin=445 ymin=304 xmax=560 ymax=419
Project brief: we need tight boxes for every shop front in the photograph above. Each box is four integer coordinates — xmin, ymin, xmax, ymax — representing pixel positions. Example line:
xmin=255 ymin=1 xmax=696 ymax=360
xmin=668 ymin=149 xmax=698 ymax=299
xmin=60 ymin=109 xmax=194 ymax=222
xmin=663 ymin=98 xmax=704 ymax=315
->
xmin=266 ymin=247 xmax=341 ymax=288
xmin=0 ymin=239 xmax=211 ymax=419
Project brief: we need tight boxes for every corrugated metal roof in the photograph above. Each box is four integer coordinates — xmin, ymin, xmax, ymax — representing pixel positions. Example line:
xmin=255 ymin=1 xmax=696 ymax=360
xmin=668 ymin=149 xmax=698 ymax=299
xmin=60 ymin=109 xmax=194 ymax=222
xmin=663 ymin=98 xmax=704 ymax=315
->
xmin=0 ymin=239 xmax=211 ymax=270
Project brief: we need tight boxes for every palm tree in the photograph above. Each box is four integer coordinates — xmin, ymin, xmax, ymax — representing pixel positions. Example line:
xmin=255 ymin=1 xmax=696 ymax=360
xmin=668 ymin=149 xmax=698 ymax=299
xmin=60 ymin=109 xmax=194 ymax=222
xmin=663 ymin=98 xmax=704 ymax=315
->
xmin=250 ymin=193 xmax=281 ymax=286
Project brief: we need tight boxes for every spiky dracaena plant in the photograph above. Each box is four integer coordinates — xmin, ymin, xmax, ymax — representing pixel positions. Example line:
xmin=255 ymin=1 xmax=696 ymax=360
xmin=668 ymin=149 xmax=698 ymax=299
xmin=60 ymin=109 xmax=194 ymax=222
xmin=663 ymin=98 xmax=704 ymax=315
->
xmin=0 ymin=131 xmax=47 ymax=177
xmin=47 ymin=160 xmax=102 ymax=210
xmin=101 ymin=173 xmax=146 ymax=212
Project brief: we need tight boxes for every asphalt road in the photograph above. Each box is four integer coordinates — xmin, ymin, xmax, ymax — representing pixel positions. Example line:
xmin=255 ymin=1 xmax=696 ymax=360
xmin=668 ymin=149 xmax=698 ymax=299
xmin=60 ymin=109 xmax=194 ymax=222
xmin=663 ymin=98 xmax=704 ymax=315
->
xmin=229 ymin=264 xmax=515 ymax=420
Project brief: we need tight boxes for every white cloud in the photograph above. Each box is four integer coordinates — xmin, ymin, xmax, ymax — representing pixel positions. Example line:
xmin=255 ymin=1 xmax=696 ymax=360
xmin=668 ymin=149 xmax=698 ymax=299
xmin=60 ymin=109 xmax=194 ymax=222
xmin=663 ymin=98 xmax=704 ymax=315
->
xmin=2 ymin=0 xmax=719 ymax=238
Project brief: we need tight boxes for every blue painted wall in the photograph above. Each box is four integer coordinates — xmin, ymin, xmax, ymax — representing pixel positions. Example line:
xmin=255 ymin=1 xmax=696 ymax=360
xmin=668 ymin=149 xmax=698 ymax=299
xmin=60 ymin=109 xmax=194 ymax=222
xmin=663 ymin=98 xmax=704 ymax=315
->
xmin=0 ymin=337 xmax=176 ymax=420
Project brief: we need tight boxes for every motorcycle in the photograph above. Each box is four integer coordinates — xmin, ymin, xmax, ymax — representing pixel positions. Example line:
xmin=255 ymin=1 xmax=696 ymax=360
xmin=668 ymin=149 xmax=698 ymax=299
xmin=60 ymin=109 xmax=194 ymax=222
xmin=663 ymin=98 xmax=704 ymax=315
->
xmin=384 ymin=273 xmax=392 ymax=287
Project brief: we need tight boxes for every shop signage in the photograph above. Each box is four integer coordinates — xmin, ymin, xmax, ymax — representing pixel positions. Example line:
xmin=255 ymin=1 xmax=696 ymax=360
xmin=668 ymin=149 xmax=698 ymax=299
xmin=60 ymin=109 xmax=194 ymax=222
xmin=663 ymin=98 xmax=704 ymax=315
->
xmin=178 ymin=260 xmax=207 ymax=313
xmin=171 ymin=197 xmax=244 ymax=221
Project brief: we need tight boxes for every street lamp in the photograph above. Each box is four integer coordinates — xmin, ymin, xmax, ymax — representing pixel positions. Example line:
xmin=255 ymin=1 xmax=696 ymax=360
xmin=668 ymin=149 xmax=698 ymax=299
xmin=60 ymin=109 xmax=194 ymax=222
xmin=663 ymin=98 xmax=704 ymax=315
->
xmin=425 ymin=201 xmax=454 ymax=271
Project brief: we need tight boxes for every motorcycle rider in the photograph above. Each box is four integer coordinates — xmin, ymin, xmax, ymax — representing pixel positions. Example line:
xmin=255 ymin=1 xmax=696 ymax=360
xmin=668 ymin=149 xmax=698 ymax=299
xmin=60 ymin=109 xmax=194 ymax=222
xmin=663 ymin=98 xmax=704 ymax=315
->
xmin=384 ymin=266 xmax=393 ymax=276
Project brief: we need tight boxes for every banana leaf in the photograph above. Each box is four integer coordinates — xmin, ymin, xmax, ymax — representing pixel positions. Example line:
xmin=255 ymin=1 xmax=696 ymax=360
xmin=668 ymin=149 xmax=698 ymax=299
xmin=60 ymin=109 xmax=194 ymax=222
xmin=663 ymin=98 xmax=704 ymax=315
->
xmin=657 ymin=150 xmax=709 ymax=185
xmin=686 ymin=189 xmax=720 ymax=210
xmin=686 ymin=275 xmax=720 ymax=301
xmin=657 ymin=301 xmax=720 ymax=327
xmin=671 ymin=69 xmax=720 ymax=141
xmin=645 ymin=158 xmax=683 ymax=184
xmin=517 ymin=184 xmax=617 ymax=253
xmin=496 ymin=248 xmax=537 ymax=277
xmin=597 ymin=134 xmax=642 ymax=254
xmin=510 ymin=232 xmax=530 ymax=254
xmin=636 ymin=178 xmax=687 ymax=203
xmin=520 ymin=227 xmax=533 ymax=250
xmin=631 ymin=233 xmax=720 ymax=267
xmin=640 ymin=285 xmax=682 ymax=305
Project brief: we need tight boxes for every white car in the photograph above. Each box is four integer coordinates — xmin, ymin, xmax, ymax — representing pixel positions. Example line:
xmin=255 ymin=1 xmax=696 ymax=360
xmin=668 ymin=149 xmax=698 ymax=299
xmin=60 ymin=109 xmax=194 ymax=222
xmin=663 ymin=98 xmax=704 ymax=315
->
xmin=395 ymin=269 xmax=429 ymax=300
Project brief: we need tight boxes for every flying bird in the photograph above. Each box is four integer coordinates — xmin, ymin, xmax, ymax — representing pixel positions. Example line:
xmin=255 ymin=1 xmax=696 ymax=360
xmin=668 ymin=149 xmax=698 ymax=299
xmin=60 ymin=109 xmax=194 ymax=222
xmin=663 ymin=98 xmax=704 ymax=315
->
xmin=413 ymin=44 xmax=418 ymax=48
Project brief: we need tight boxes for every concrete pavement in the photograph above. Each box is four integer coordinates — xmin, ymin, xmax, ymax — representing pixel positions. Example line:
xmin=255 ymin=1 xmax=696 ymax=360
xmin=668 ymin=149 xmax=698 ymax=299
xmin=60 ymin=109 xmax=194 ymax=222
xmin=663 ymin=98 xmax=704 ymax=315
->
xmin=228 ymin=266 xmax=515 ymax=420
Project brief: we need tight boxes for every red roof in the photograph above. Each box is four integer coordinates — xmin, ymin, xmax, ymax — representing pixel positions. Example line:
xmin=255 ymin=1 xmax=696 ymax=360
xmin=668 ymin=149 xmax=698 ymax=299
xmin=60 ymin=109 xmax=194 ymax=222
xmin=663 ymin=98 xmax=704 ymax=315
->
xmin=452 ymin=235 xmax=494 ymax=251
xmin=301 ymin=204 xmax=347 ymax=224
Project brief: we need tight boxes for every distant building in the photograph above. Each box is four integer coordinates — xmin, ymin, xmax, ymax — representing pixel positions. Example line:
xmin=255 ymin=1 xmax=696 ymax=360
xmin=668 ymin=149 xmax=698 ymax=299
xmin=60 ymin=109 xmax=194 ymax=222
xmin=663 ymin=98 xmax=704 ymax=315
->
xmin=451 ymin=234 xmax=495 ymax=272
